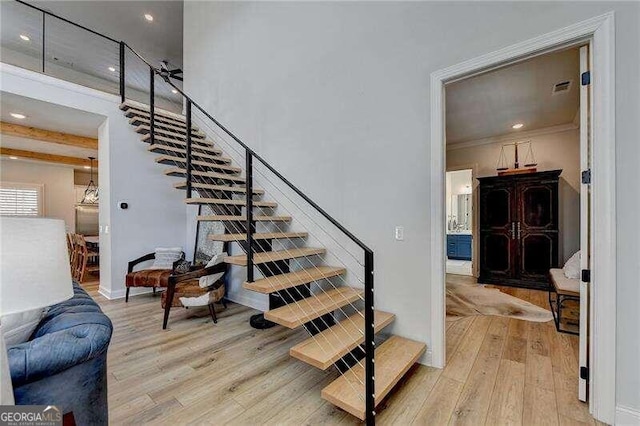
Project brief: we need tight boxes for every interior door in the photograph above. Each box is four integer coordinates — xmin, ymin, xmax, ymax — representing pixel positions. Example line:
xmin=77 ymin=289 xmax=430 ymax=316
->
xmin=479 ymin=182 xmax=517 ymax=280
xmin=578 ymin=44 xmax=592 ymax=402
xmin=517 ymin=181 xmax=559 ymax=283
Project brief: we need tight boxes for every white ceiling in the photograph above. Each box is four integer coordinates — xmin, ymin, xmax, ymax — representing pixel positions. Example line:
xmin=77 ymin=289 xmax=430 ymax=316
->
xmin=0 ymin=92 xmax=101 ymax=170
xmin=32 ymin=1 xmax=183 ymax=69
xmin=446 ymin=47 xmax=580 ymax=145
xmin=1 ymin=91 xmax=104 ymax=137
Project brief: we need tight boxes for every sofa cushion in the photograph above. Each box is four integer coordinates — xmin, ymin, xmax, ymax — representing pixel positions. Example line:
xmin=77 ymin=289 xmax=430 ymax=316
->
xmin=8 ymin=282 xmax=113 ymax=387
xmin=125 ymin=269 xmax=173 ymax=288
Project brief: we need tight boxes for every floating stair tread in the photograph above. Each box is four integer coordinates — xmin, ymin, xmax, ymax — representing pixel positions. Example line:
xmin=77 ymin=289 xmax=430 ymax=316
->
xmin=321 ymin=335 xmax=426 ymax=420
xmin=209 ymin=231 xmax=308 ymax=242
xmin=224 ymin=247 xmax=326 ymax=266
xmin=161 ymin=153 xmax=232 ymax=164
xmin=164 ymin=168 xmax=245 ymax=183
xmin=142 ymin=134 xmax=219 ymax=153
xmin=175 ymin=182 xmax=264 ymax=195
xmin=136 ymin=124 xmax=206 ymax=141
xmin=120 ymin=100 xmax=189 ymax=123
xmin=125 ymin=109 xmax=192 ymax=129
xmin=148 ymin=145 xmax=223 ymax=161
xmin=129 ymin=116 xmax=205 ymax=137
xmin=197 ymin=215 xmax=291 ymax=222
xmin=244 ymin=266 xmax=346 ymax=294
xmin=156 ymin=156 xmax=240 ymax=174
xmin=290 ymin=310 xmax=395 ymax=370
xmin=185 ymin=198 xmax=276 ymax=208
xmin=265 ymin=287 xmax=363 ymax=329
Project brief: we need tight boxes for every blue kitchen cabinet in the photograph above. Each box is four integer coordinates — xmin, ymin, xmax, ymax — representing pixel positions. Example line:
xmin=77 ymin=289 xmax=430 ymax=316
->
xmin=446 ymin=234 xmax=472 ymax=261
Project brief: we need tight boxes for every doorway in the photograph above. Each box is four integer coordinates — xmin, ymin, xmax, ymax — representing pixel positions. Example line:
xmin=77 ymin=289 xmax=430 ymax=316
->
xmin=429 ymin=13 xmax=616 ymax=423
xmin=445 ymin=168 xmax=474 ymax=277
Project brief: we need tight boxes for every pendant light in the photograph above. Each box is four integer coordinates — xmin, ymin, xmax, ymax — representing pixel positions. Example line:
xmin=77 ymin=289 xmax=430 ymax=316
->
xmin=81 ymin=157 xmax=99 ymax=204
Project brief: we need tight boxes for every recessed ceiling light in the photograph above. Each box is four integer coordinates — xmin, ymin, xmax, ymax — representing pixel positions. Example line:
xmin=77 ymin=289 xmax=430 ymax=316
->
xmin=83 ymin=165 xmax=91 ymax=169
xmin=10 ymin=113 xmax=26 ymax=119
xmin=108 ymin=66 xmax=116 ymax=72
xmin=19 ymin=34 xmax=30 ymax=41
xmin=171 ymin=89 xmax=178 ymax=94
xmin=144 ymin=14 xmax=153 ymax=22
xmin=512 ymin=123 xmax=524 ymax=129
xmin=9 ymin=156 xmax=19 ymax=160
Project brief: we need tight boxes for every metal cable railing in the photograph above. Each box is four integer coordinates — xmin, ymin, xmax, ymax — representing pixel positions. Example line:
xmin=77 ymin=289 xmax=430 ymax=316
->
xmin=3 ymin=2 xmax=377 ymax=423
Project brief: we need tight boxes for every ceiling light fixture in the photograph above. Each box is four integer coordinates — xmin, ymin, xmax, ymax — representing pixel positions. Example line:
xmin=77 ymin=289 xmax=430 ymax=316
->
xmin=512 ymin=123 xmax=524 ymax=129
xmin=108 ymin=66 xmax=116 ymax=72
xmin=19 ymin=34 xmax=30 ymax=41
xmin=9 ymin=156 xmax=19 ymax=160
xmin=83 ymin=165 xmax=91 ymax=169
xmin=171 ymin=89 xmax=178 ymax=94
xmin=81 ymin=157 xmax=99 ymax=204
xmin=10 ymin=113 xmax=26 ymax=119
xmin=144 ymin=14 xmax=153 ymax=22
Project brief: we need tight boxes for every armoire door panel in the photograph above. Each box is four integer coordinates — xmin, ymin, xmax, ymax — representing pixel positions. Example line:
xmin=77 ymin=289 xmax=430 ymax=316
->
xmin=480 ymin=186 xmax=514 ymax=229
xmin=519 ymin=232 xmax=558 ymax=282
xmin=480 ymin=232 xmax=514 ymax=279
xmin=517 ymin=183 xmax=559 ymax=230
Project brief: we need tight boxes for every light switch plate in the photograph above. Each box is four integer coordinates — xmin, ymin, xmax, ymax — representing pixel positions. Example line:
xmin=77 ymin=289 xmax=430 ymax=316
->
xmin=395 ymin=226 xmax=404 ymax=241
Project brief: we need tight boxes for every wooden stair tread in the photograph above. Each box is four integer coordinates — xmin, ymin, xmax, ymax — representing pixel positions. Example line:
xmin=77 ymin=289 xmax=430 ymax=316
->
xmin=156 ymin=156 xmax=241 ymax=174
xmin=125 ymin=109 xmax=192 ymax=129
xmin=161 ymin=153 xmax=232 ymax=165
xmin=129 ymin=116 xmax=205 ymax=137
xmin=136 ymin=124 xmax=205 ymax=141
xmin=142 ymin=134 xmax=219 ymax=153
xmin=120 ymin=100 xmax=189 ymax=123
xmin=209 ymin=232 xmax=307 ymax=242
xmin=244 ymin=266 xmax=346 ymax=294
xmin=321 ymin=335 xmax=426 ymax=420
xmin=165 ymin=168 xmax=245 ymax=183
xmin=197 ymin=215 xmax=291 ymax=222
xmin=264 ymin=287 xmax=364 ymax=329
xmin=148 ymin=145 xmax=223 ymax=161
xmin=185 ymin=197 xmax=276 ymax=208
xmin=224 ymin=247 xmax=325 ymax=266
xmin=290 ymin=310 xmax=395 ymax=370
xmin=174 ymin=182 xmax=264 ymax=195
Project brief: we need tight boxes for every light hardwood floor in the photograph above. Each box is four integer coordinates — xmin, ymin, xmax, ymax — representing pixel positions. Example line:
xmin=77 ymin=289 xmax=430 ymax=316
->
xmin=81 ymin=276 xmax=598 ymax=425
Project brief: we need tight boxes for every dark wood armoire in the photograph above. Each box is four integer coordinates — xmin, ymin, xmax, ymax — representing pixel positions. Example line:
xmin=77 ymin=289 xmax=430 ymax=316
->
xmin=478 ymin=170 xmax=561 ymax=290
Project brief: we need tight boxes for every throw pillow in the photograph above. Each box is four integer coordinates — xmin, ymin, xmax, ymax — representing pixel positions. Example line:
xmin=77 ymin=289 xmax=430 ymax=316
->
xmin=2 ymin=308 xmax=45 ymax=346
xmin=174 ymin=259 xmax=191 ymax=274
xmin=563 ymin=251 xmax=580 ymax=279
xmin=199 ymin=252 xmax=227 ymax=288
xmin=150 ymin=247 xmax=183 ymax=270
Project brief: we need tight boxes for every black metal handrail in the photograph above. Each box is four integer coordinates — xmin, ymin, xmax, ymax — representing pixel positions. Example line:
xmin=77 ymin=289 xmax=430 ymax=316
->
xmin=10 ymin=1 xmax=376 ymax=423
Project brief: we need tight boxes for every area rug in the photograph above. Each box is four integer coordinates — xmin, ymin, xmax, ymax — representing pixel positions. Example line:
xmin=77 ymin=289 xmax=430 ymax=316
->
xmin=446 ymin=281 xmax=553 ymax=322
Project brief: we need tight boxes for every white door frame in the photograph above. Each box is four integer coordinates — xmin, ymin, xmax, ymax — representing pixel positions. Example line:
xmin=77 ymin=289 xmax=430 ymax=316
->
xmin=429 ymin=12 xmax=616 ymax=423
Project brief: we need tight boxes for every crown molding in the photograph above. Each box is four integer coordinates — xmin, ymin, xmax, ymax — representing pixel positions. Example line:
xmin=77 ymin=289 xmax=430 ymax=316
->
xmin=446 ymin=122 xmax=579 ymax=151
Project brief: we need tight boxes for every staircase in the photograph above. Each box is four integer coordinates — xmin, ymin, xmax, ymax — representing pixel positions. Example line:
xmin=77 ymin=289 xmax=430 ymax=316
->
xmin=120 ymin=99 xmax=426 ymax=421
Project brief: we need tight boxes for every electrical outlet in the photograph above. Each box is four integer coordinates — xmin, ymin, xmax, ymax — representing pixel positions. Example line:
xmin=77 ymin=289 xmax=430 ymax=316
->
xmin=395 ymin=226 xmax=404 ymax=241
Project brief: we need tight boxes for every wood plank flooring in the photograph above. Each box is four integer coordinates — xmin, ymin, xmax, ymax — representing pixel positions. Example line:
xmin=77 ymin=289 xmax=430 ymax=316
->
xmin=80 ymin=275 xmax=598 ymax=425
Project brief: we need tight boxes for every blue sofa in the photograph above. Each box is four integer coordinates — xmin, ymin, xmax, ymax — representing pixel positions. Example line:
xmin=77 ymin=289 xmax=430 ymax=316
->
xmin=7 ymin=282 xmax=113 ymax=425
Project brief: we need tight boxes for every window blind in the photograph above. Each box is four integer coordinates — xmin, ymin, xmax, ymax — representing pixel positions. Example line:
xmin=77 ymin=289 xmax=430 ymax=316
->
xmin=0 ymin=184 xmax=43 ymax=217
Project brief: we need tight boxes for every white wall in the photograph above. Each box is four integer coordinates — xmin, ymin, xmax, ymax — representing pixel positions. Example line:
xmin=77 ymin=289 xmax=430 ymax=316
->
xmin=0 ymin=158 xmax=76 ymax=231
xmin=0 ymin=63 xmax=188 ymax=299
xmin=447 ymin=127 xmax=580 ymax=263
xmin=183 ymin=1 xmax=640 ymax=417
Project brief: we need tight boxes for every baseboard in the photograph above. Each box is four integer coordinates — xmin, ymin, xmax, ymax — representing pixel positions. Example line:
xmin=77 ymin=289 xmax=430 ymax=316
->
xmin=226 ymin=291 xmax=268 ymax=312
xmin=421 ymin=348 xmax=434 ymax=367
xmin=616 ymin=405 xmax=640 ymax=425
xmin=98 ymin=286 xmax=153 ymax=300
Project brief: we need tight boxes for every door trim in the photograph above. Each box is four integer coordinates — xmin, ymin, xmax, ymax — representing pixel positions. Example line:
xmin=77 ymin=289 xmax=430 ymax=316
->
xmin=429 ymin=12 xmax=616 ymax=423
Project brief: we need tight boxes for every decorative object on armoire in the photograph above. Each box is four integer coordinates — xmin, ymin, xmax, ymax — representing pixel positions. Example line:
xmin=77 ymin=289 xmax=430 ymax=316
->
xmin=478 ymin=170 xmax=561 ymax=290
xmin=80 ymin=156 xmax=99 ymax=204
xmin=496 ymin=140 xmax=537 ymax=175
xmin=0 ymin=217 xmax=74 ymax=405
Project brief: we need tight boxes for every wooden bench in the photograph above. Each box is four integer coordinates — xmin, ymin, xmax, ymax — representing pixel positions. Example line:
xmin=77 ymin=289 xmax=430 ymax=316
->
xmin=548 ymin=268 xmax=580 ymax=335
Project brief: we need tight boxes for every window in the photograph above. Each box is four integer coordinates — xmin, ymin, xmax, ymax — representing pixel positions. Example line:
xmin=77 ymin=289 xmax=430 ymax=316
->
xmin=0 ymin=182 xmax=44 ymax=217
